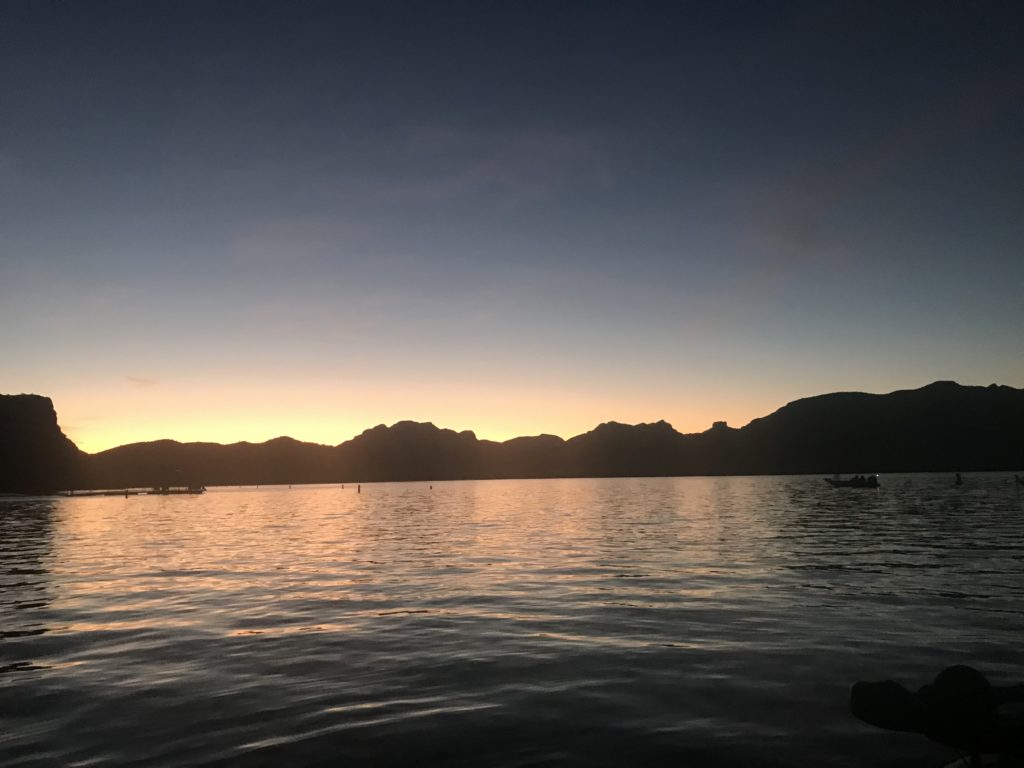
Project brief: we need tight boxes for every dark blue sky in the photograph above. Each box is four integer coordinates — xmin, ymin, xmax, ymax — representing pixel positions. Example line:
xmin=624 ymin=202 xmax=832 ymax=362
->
xmin=2 ymin=1 xmax=1022 ymax=450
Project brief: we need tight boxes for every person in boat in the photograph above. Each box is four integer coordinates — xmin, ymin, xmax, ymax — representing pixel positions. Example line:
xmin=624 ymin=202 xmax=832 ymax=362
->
xmin=851 ymin=665 xmax=1024 ymax=757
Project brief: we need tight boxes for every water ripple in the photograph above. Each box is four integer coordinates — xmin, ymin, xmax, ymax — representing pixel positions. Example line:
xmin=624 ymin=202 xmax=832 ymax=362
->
xmin=1 ymin=474 xmax=1023 ymax=766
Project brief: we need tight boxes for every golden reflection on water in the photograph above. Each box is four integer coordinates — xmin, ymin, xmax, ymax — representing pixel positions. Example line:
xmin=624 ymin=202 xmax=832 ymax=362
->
xmin=44 ymin=478 xmax=777 ymax=640
xmin=4 ymin=475 xmax=1023 ymax=768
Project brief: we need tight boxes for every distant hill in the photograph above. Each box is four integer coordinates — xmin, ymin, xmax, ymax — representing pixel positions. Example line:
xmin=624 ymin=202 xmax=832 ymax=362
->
xmin=85 ymin=436 xmax=340 ymax=489
xmin=1 ymin=382 xmax=1022 ymax=493
xmin=728 ymin=381 xmax=1024 ymax=474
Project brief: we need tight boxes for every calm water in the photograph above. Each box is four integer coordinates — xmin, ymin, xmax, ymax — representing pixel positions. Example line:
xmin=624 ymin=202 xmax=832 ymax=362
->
xmin=2 ymin=475 xmax=1023 ymax=767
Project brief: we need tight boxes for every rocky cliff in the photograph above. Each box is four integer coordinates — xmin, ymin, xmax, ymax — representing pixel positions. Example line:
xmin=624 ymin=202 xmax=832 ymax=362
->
xmin=0 ymin=394 xmax=85 ymax=493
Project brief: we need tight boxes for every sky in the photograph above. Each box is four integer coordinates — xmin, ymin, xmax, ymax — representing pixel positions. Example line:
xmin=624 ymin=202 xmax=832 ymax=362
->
xmin=1 ymin=1 xmax=1022 ymax=453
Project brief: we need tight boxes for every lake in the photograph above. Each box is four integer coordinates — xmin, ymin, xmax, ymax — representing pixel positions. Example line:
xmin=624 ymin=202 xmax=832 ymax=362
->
xmin=2 ymin=475 xmax=1023 ymax=767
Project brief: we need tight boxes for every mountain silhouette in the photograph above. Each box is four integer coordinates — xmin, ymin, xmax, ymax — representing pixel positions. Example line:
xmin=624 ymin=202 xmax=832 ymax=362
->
xmin=732 ymin=381 xmax=1024 ymax=473
xmin=1 ymin=382 xmax=1022 ymax=493
xmin=0 ymin=395 xmax=85 ymax=493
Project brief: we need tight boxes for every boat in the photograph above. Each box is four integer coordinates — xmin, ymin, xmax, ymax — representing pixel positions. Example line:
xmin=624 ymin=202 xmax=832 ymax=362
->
xmin=824 ymin=475 xmax=879 ymax=488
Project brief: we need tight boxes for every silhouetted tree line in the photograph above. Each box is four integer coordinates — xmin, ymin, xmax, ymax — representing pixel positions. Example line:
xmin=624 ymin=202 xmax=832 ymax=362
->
xmin=2 ymin=381 xmax=1022 ymax=493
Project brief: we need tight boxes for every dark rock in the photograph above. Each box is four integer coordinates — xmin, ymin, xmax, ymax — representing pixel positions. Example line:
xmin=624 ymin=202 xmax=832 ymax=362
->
xmin=0 ymin=395 xmax=84 ymax=493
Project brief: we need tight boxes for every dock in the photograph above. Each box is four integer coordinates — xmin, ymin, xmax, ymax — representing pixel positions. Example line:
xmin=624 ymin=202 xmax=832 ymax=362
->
xmin=64 ymin=486 xmax=206 ymax=497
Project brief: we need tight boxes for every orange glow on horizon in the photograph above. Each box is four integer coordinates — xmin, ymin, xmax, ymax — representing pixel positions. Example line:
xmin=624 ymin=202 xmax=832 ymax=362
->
xmin=46 ymin=377 xmax=783 ymax=454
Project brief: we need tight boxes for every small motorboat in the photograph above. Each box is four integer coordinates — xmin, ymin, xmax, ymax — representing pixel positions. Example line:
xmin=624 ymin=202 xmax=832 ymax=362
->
xmin=825 ymin=475 xmax=879 ymax=488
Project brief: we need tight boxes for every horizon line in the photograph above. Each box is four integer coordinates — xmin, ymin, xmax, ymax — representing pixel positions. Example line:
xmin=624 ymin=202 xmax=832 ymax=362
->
xmin=18 ymin=378 xmax=1013 ymax=456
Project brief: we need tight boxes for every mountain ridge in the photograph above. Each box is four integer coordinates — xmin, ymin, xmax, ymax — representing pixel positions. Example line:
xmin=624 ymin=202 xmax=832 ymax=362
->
xmin=2 ymin=381 xmax=1022 ymax=492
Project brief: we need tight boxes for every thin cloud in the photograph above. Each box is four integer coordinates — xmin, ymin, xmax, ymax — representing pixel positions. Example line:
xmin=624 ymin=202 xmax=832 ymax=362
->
xmin=125 ymin=375 xmax=158 ymax=388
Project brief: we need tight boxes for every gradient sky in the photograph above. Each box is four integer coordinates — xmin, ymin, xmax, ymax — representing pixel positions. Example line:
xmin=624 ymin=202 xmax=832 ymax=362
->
xmin=2 ymin=1 xmax=1022 ymax=453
